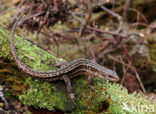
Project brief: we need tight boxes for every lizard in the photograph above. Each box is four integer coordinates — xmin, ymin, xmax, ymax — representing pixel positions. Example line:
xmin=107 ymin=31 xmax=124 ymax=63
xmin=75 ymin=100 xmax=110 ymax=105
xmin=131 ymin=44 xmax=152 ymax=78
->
xmin=10 ymin=13 xmax=119 ymax=103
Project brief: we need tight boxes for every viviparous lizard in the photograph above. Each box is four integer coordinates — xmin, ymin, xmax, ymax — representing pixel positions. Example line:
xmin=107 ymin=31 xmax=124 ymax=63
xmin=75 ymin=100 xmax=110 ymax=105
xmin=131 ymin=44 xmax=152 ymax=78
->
xmin=10 ymin=14 xmax=119 ymax=82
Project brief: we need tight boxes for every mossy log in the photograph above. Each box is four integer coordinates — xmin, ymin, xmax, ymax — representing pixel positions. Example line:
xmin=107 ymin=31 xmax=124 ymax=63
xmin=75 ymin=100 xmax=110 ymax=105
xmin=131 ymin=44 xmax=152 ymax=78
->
xmin=0 ymin=27 xmax=155 ymax=113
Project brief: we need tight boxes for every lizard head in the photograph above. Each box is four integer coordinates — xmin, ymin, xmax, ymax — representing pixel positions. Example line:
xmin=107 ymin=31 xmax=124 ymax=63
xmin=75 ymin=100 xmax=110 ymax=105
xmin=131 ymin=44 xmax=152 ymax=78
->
xmin=91 ymin=63 xmax=120 ymax=82
xmin=96 ymin=70 xmax=120 ymax=82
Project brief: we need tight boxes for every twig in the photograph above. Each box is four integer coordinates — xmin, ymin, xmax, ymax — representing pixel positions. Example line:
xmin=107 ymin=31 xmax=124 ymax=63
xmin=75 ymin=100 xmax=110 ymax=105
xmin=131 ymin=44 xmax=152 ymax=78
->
xmin=123 ymin=0 xmax=131 ymax=23
xmin=18 ymin=11 xmax=45 ymax=26
xmin=53 ymin=0 xmax=58 ymax=12
xmin=133 ymin=68 xmax=147 ymax=94
xmin=71 ymin=11 xmax=141 ymax=38
xmin=97 ymin=1 xmax=121 ymax=19
xmin=84 ymin=32 xmax=97 ymax=62
xmin=97 ymin=1 xmax=123 ymax=34
xmin=120 ymin=56 xmax=127 ymax=84
xmin=129 ymin=8 xmax=148 ymax=23
xmin=107 ymin=54 xmax=146 ymax=94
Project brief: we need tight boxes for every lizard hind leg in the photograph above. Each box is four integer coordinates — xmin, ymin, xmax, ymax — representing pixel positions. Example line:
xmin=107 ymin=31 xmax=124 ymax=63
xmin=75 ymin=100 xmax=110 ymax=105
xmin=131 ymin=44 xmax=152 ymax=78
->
xmin=62 ymin=75 xmax=76 ymax=104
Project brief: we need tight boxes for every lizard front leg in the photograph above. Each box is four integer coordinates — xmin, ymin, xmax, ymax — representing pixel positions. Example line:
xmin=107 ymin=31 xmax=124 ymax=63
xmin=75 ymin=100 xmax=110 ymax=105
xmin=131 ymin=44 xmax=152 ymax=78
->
xmin=55 ymin=60 xmax=76 ymax=102
xmin=62 ymin=75 xmax=76 ymax=104
xmin=87 ymin=76 xmax=95 ymax=91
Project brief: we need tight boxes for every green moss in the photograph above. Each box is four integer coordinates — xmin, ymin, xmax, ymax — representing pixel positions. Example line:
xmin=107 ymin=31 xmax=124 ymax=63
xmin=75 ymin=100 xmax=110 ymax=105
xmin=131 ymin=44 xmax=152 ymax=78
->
xmin=19 ymin=78 xmax=75 ymax=111
xmin=0 ymin=27 xmax=60 ymax=71
xmin=19 ymin=77 xmax=156 ymax=113
xmin=0 ymin=27 xmax=155 ymax=113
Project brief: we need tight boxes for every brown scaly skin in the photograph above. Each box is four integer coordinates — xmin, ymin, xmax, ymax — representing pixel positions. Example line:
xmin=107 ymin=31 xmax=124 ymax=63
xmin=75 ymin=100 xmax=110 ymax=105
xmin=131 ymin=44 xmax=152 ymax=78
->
xmin=10 ymin=13 xmax=119 ymax=103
